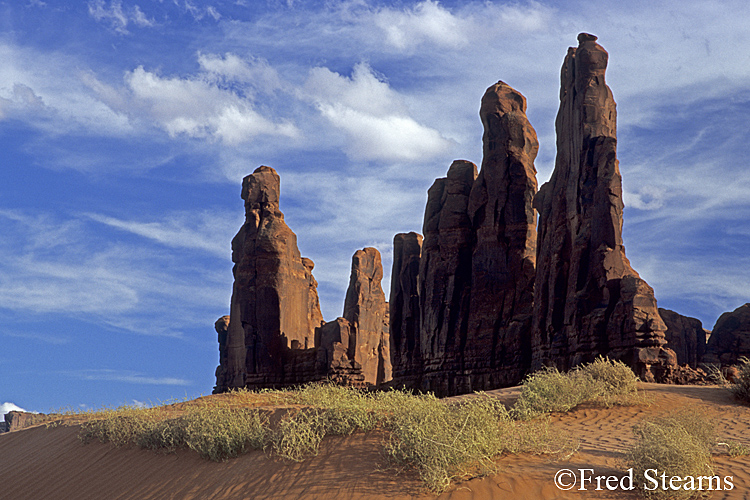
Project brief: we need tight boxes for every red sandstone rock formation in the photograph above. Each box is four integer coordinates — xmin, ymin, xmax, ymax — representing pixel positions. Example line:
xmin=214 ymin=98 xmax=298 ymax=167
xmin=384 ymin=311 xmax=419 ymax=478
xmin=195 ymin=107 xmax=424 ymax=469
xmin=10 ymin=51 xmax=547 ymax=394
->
xmin=466 ymin=81 xmax=538 ymax=388
xmin=390 ymin=81 xmax=539 ymax=396
xmin=213 ymin=175 xmax=389 ymax=392
xmin=388 ymin=232 xmax=423 ymax=384
xmin=315 ymin=318 xmax=366 ymax=386
xmin=343 ymin=247 xmax=392 ymax=385
xmin=703 ymin=303 xmax=750 ymax=365
xmin=659 ymin=308 xmax=707 ymax=369
xmin=215 ymin=166 xmax=325 ymax=392
xmin=531 ymin=34 xmax=676 ymax=381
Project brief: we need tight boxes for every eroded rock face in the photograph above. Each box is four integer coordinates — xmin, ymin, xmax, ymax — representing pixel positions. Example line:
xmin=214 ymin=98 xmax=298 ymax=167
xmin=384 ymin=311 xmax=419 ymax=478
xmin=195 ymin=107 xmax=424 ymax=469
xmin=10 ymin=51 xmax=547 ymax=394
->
xmin=213 ymin=174 xmax=390 ymax=392
xmin=531 ymin=34 xmax=676 ymax=381
xmin=315 ymin=317 xmax=366 ymax=386
xmin=465 ymin=80 xmax=538 ymax=388
xmin=659 ymin=308 xmax=707 ymax=368
xmin=389 ymin=232 xmax=423 ymax=384
xmin=703 ymin=303 xmax=750 ymax=365
xmin=343 ymin=247 xmax=392 ymax=385
xmin=215 ymin=166 xmax=325 ymax=392
xmin=390 ymin=81 xmax=539 ymax=396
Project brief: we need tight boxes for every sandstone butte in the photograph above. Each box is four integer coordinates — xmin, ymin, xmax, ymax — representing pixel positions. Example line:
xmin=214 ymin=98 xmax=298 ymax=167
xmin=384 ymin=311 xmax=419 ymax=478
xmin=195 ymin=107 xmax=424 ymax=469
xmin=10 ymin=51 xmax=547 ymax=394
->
xmin=213 ymin=33 xmax=733 ymax=397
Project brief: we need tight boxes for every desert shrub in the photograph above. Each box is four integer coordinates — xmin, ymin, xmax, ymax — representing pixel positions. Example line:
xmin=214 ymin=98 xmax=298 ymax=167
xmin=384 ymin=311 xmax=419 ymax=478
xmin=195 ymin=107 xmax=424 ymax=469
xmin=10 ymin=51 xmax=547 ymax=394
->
xmin=382 ymin=393 xmax=513 ymax=492
xmin=580 ymin=356 xmax=639 ymax=395
xmin=716 ymin=440 xmax=750 ymax=457
xmin=625 ymin=409 xmax=716 ymax=499
xmin=512 ymin=366 xmax=600 ymax=419
xmin=79 ymin=406 xmax=164 ymax=447
xmin=704 ymin=364 xmax=729 ymax=386
xmin=181 ymin=407 xmax=268 ymax=460
xmin=729 ymin=357 xmax=750 ymax=403
xmin=76 ymin=384 xmax=584 ymax=493
xmin=269 ymin=408 xmax=327 ymax=462
xmin=80 ymin=405 xmax=269 ymax=461
xmin=512 ymin=357 xmax=642 ymax=419
xmin=286 ymin=383 xmax=379 ymax=435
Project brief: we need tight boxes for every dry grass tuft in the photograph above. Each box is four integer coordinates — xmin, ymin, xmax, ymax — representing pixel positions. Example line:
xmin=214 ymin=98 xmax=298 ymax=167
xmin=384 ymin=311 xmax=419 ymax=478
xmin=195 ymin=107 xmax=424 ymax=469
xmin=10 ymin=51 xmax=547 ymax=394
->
xmin=625 ymin=408 xmax=716 ymax=499
xmin=511 ymin=356 xmax=643 ymax=419
xmin=729 ymin=356 xmax=750 ymax=403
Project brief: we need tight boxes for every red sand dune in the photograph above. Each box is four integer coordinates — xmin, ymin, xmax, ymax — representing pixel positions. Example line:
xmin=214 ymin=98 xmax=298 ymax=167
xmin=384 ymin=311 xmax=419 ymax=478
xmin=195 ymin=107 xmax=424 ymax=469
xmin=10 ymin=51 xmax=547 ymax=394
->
xmin=1 ymin=384 xmax=749 ymax=500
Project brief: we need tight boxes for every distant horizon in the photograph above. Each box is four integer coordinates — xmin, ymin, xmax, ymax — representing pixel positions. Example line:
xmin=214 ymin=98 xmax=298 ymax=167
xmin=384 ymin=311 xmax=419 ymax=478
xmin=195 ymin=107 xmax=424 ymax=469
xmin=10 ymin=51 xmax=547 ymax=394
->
xmin=3 ymin=0 xmax=750 ymax=413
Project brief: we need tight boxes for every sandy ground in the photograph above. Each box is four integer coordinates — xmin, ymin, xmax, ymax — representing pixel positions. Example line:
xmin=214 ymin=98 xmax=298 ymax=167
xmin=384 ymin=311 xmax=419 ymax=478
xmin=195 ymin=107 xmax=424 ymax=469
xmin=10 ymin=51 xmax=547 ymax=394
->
xmin=1 ymin=383 xmax=749 ymax=500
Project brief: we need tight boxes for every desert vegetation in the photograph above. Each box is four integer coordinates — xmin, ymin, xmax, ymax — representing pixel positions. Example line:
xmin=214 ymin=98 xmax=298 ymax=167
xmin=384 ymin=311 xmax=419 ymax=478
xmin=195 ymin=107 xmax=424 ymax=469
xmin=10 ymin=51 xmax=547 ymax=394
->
xmin=511 ymin=355 xmax=644 ymax=419
xmin=729 ymin=356 xmax=750 ymax=404
xmin=626 ymin=409 xmax=717 ymax=499
xmin=62 ymin=357 xmax=651 ymax=492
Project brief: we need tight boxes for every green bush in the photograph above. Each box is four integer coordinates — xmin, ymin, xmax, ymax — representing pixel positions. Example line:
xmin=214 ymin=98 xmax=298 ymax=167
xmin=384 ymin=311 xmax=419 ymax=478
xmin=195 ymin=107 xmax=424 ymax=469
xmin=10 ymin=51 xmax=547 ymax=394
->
xmin=286 ymin=384 xmax=379 ymax=435
xmin=181 ymin=407 xmax=268 ymax=460
xmin=270 ymin=409 xmax=326 ymax=462
xmin=625 ymin=409 xmax=716 ymax=499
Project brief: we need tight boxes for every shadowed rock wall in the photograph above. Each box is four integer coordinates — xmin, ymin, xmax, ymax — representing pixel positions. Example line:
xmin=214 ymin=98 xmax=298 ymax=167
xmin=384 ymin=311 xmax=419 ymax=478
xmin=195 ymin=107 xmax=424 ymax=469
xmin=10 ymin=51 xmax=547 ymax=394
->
xmin=390 ymin=81 xmax=539 ymax=396
xmin=704 ymin=303 xmax=750 ymax=365
xmin=389 ymin=232 xmax=423 ymax=384
xmin=659 ymin=308 xmax=706 ymax=368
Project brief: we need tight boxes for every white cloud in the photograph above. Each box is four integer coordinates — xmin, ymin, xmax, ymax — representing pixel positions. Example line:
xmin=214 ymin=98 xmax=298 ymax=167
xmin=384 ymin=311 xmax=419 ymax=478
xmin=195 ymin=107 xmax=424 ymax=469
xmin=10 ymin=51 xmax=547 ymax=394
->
xmin=1 ymin=402 xmax=26 ymax=416
xmin=183 ymin=0 xmax=221 ymax=21
xmin=623 ymin=185 xmax=667 ymax=211
xmin=372 ymin=0 xmax=469 ymax=51
xmin=0 ymin=44 xmax=133 ymax=135
xmin=304 ymin=63 xmax=452 ymax=161
xmin=364 ymin=1 xmax=553 ymax=53
xmin=88 ymin=0 xmax=155 ymax=34
xmin=125 ymin=65 xmax=298 ymax=144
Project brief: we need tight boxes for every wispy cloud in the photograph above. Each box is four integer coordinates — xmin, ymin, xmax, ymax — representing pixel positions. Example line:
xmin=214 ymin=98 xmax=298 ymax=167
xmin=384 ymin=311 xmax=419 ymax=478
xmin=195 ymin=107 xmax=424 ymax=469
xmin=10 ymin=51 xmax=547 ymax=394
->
xmin=63 ymin=369 xmax=191 ymax=386
xmin=303 ymin=63 xmax=452 ymax=162
xmin=1 ymin=330 xmax=71 ymax=345
xmin=88 ymin=0 xmax=155 ymax=34
xmin=183 ymin=0 xmax=221 ymax=22
xmin=0 ymin=209 xmax=231 ymax=335
xmin=84 ymin=210 xmax=242 ymax=257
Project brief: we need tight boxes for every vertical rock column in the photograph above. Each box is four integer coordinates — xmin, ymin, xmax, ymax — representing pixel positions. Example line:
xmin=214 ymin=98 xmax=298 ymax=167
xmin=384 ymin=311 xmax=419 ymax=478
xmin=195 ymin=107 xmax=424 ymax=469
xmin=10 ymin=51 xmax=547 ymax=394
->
xmin=464 ymin=80 xmax=539 ymax=389
xmin=389 ymin=232 xmax=423 ymax=385
xmin=400 ymin=81 xmax=539 ymax=396
xmin=216 ymin=166 xmax=325 ymax=392
xmin=532 ymin=34 xmax=676 ymax=380
xmin=418 ymin=159 xmax=477 ymax=395
xmin=343 ymin=247 xmax=392 ymax=385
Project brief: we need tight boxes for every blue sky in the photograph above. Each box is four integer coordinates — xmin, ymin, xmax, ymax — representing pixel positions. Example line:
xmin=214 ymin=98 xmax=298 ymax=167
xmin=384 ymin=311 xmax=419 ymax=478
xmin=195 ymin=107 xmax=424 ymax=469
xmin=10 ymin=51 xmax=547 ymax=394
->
xmin=2 ymin=0 xmax=750 ymax=413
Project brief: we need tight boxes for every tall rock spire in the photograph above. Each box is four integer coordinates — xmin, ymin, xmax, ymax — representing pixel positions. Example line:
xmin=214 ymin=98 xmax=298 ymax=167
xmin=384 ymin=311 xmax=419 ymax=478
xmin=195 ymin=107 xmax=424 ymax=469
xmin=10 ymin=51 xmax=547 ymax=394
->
xmin=531 ymin=34 xmax=676 ymax=380
xmin=390 ymin=81 xmax=539 ymax=396
xmin=216 ymin=166 xmax=325 ymax=392
xmin=343 ymin=247 xmax=392 ymax=385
